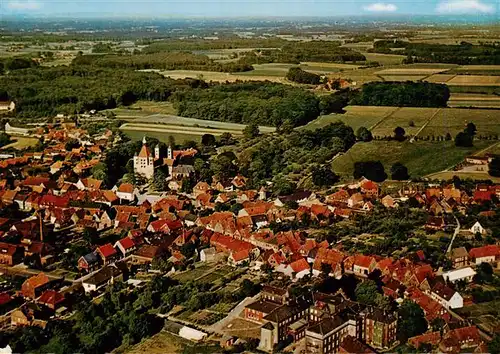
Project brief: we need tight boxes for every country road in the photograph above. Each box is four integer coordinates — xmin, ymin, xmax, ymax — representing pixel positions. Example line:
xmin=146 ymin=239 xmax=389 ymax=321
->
xmin=446 ymin=214 xmax=461 ymax=254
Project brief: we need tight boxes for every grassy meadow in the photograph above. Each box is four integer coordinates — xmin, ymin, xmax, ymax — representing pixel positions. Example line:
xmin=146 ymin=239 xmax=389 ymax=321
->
xmin=332 ymin=140 xmax=493 ymax=178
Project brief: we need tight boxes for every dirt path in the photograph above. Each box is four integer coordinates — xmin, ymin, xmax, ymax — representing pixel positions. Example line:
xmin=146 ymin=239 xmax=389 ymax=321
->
xmin=410 ymin=107 xmax=441 ymax=142
xmin=368 ymin=107 xmax=401 ymax=131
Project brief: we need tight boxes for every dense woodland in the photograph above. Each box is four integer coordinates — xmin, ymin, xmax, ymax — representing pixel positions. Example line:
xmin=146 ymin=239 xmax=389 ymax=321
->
xmin=372 ymin=40 xmax=500 ymax=65
xmin=237 ymin=41 xmax=366 ymax=65
xmin=142 ymin=38 xmax=287 ymax=52
xmin=0 ymin=66 xmax=205 ymax=117
xmin=173 ymin=81 xmax=321 ymax=127
xmin=72 ymin=52 xmax=253 ymax=72
xmin=286 ymin=67 xmax=322 ymax=85
xmin=352 ymin=82 xmax=450 ymax=107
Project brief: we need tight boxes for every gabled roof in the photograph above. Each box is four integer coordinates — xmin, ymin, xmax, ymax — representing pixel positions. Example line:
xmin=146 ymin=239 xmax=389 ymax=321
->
xmin=289 ymin=257 xmax=310 ymax=273
xmin=469 ymin=245 xmax=499 ymax=259
xmin=97 ymin=243 xmax=117 ymax=258
xmin=38 ymin=290 xmax=64 ymax=307
xmin=116 ymin=237 xmax=135 ymax=250
xmin=23 ymin=273 xmax=50 ymax=290
xmin=117 ymin=183 xmax=134 ymax=193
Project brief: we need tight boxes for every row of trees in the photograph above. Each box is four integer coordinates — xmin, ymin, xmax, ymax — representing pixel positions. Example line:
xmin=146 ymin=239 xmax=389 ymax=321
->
xmin=353 ymin=160 xmax=409 ymax=181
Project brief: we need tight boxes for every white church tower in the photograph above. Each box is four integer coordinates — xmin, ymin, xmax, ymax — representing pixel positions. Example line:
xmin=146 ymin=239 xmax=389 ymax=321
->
xmin=133 ymin=136 xmax=155 ymax=179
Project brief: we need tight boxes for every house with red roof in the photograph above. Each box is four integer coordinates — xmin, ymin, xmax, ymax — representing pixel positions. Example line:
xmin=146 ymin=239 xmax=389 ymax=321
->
xmin=115 ymin=183 xmax=136 ymax=202
xmin=114 ymin=237 xmax=136 ymax=257
xmin=313 ymin=248 xmax=345 ymax=279
xmin=469 ymin=245 xmax=499 ymax=266
xmin=361 ymin=180 xmax=379 ymax=197
xmin=345 ymin=255 xmax=377 ymax=277
xmin=96 ymin=243 xmax=118 ymax=264
xmin=277 ymin=257 xmax=311 ymax=279
xmin=37 ymin=290 xmax=65 ymax=310
xmin=228 ymin=249 xmax=250 ymax=266
xmin=439 ymin=326 xmax=482 ymax=353
xmin=21 ymin=273 xmax=51 ymax=299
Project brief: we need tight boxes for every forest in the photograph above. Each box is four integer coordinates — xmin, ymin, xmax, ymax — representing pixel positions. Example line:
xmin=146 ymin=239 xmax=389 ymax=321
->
xmin=72 ymin=51 xmax=253 ymax=72
xmin=372 ymin=41 xmax=500 ymax=65
xmin=173 ymin=81 xmax=321 ymax=127
xmin=286 ymin=67 xmax=322 ymax=85
xmin=351 ymin=81 xmax=450 ymax=107
xmin=0 ymin=66 xmax=205 ymax=117
xmin=238 ymin=121 xmax=356 ymax=189
xmin=141 ymin=38 xmax=287 ymax=52
xmin=237 ymin=41 xmax=366 ymax=65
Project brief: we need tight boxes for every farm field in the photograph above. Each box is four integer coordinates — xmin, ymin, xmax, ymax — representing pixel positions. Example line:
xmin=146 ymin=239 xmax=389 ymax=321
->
xmin=446 ymin=75 xmax=500 ymax=86
xmin=449 ymin=65 xmax=500 ymax=75
xmin=1 ymin=136 xmax=39 ymax=150
xmin=332 ymin=140 xmax=492 ymax=178
xmin=159 ymin=69 xmax=286 ymax=83
xmin=378 ymin=75 xmax=428 ymax=82
xmin=421 ymin=108 xmax=500 ymax=137
xmin=301 ymin=106 xmax=399 ymax=132
xmin=122 ymin=129 xmax=202 ymax=144
xmin=371 ymin=107 xmax=440 ymax=137
xmin=375 ymin=68 xmax=450 ymax=75
xmin=359 ymin=52 xmax=405 ymax=65
xmin=120 ymin=115 xmax=275 ymax=132
xmin=426 ymin=171 xmax=500 ymax=183
xmin=448 ymin=93 xmax=500 ymax=108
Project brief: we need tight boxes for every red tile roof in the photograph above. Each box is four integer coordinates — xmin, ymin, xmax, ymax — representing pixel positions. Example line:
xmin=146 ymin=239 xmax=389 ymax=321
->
xmin=38 ymin=290 xmax=64 ymax=307
xmin=117 ymin=237 xmax=135 ymax=250
xmin=97 ymin=243 xmax=117 ymax=258
xmin=469 ymin=245 xmax=500 ymax=259
xmin=289 ymin=258 xmax=310 ymax=273
xmin=231 ymin=249 xmax=250 ymax=262
xmin=118 ymin=183 xmax=134 ymax=193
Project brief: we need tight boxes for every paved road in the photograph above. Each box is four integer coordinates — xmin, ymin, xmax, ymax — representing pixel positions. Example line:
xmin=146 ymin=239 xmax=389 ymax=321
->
xmin=446 ymin=214 xmax=461 ymax=254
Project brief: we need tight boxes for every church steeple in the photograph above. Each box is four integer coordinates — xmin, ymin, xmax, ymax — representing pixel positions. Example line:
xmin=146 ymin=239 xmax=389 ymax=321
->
xmin=167 ymin=145 xmax=173 ymax=159
xmin=142 ymin=136 xmax=147 ymax=145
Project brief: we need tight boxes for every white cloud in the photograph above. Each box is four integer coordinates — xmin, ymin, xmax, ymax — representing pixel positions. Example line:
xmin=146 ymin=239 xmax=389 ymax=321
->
xmin=436 ymin=0 xmax=495 ymax=13
xmin=363 ymin=3 xmax=398 ymax=12
xmin=7 ymin=0 xmax=42 ymax=10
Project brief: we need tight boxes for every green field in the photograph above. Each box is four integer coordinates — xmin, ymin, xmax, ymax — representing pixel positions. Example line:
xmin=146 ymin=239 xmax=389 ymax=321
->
xmin=371 ymin=107 xmax=440 ymax=137
xmin=359 ymin=52 xmax=405 ymax=65
xmin=421 ymin=108 xmax=500 ymax=137
xmin=332 ymin=140 xmax=493 ymax=178
xmin=302 ymin=106 xmax=399 ymax=132
xmin=449 ymin=94 xmax=500 ymax=108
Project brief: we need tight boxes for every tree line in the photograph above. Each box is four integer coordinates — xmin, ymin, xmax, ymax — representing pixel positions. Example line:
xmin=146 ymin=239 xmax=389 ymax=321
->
xmin=372 ymin=40 xmax=500 ymax=65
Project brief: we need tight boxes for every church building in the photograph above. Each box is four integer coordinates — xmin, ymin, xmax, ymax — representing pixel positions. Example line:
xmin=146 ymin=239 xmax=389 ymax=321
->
xmin=133 ymin=137 xmax=197 ymax=180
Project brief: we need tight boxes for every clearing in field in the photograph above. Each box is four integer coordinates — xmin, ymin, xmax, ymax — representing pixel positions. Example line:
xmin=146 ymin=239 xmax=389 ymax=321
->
xmin=332 ymin=140 xmax=493 ymax=178
xmin=301 ymin=106 xmax=399 ymax=132
xmin=421 ymin=108 xmax=500 ymax=137
xmin=426 ymin=171 xmax=500 ymax=183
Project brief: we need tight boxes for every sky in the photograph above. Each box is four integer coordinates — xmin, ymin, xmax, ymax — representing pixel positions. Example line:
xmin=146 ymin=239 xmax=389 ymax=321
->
xmin=1 ymin=0 xmax=498 ymax=17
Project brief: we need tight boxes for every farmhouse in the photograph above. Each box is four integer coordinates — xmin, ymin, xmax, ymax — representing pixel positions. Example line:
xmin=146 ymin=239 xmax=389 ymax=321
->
xmin=442 ymin=267 xmax=476 ymax=284
xmin=469 ymin=245 xmax=500 ymax=266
